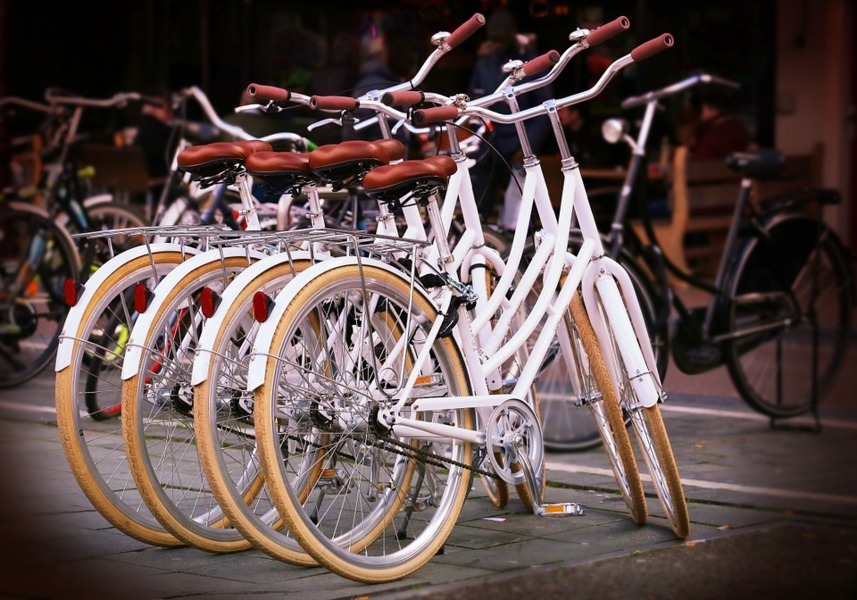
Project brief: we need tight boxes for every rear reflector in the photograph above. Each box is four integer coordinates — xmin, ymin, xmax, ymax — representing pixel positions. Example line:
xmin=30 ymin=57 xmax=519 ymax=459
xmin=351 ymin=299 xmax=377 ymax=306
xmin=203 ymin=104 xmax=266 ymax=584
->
xmin=199 ymin=287 xmax=221 ymax=318
xmin=134 ymin=284 xmax=153 ymax=313
xmin=64 ymin=278 xmax=84 ymax=307
xmin=253 ymin=291 xmax=274 ymax=322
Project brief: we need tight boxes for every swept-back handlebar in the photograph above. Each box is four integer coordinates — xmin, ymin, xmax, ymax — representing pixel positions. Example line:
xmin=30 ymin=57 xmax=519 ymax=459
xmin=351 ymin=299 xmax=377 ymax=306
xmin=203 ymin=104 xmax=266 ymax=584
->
xmin=413 ymin=33 xmax=674 ymax=126
xmin=620 ymin=72 xmax=739 ymax=110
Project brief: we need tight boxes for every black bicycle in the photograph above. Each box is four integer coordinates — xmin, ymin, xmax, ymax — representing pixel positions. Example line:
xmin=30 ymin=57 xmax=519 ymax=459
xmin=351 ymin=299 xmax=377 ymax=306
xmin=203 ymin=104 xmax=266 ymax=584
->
xmin=599 ymin=73 xmax=854 ymax=421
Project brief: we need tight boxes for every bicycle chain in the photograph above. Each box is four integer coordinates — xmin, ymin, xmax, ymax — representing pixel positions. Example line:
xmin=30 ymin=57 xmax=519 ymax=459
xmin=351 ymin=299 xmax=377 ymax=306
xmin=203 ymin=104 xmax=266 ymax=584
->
xmin=281 ymin=427 xmax=497 ymax=479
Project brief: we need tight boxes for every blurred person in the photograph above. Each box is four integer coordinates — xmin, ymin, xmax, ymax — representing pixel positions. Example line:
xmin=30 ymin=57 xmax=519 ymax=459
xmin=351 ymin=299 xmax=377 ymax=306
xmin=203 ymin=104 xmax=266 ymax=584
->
xmin=341 ymin=30 xmax=416 ymax=147
xmin=466 ymin=8 xmax=554 ymax=222
xmin=689 ymin=90 xmax=751 ymax=160
xmin=308 ymin=31 xmax=360 ymax=97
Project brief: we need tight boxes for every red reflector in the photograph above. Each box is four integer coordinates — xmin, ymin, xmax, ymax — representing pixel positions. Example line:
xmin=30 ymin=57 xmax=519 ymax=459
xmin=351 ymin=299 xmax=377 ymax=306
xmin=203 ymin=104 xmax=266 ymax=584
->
xmin=64 ymin=278 xmax=83 ymax=307
xmin=134 ymin=284 xmax=153 ymax=313
xmin=253 ymin=291 xmax=273 ymax=322
xmin=233 ymin=209 xmax=248 ymax=230
xmin=200 ymin=287 xmax=220 ymax=318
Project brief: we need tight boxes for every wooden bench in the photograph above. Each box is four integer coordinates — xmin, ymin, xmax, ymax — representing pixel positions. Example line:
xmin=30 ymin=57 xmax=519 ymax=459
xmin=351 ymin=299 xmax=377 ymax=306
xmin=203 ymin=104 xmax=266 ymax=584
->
xmin=632 ymin=143 xmax=824 ymax=280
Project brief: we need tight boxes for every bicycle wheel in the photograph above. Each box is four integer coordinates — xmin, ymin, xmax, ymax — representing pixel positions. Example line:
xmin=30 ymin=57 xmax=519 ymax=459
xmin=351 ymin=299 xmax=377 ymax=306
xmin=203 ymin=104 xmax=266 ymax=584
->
xmin=589 ymin=279 xmax=689 ymax=538
xmin=121 ymin=254 xmax=258 ymax=552
xmin=0 ymin=202 xmax=80 ymax=387
xmin=569 ymin=294 xmax=647 ymax=525
xmin=724 ymin=214 xmax=852 ymax=417
xmin=193 ymin=258 xmax=317 ymax=566
xmin=538 ymin=236 xmax=666 ymax=451
xmin=68 ymin=201 xmax=149 ymax=269
xmin=253 ymin=263 xmax=474 ymax=583
xmin=55 ymin=250 xmax=188 ymax=546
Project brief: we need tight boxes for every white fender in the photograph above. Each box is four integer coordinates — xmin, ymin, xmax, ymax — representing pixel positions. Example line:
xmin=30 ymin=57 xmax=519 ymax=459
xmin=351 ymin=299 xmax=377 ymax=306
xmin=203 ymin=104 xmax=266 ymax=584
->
xmin=246 ymin=256 xmax=419 ymax=392
xmin=55 ymin=243 xmax=196 ymax=371
xmin=191 ymin=250 xmax=311 ymax=386
xmin=120 ymin=247 xmax=268 ymax=381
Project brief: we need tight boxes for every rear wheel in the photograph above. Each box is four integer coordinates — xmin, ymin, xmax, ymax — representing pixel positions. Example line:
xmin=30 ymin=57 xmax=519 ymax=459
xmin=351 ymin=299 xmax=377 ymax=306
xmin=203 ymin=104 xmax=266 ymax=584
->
xmin=122 ymin=256 xmax=257 ymax=552
xmin=725 ymin=215 xmax=852 ymax=417
xmin=254 ymin=264 xmax=474 ymax=583
xmin=55 ymin=251 xmax=186 ymax=546
xmin=193 ymin=259 xmax=316 ymax=566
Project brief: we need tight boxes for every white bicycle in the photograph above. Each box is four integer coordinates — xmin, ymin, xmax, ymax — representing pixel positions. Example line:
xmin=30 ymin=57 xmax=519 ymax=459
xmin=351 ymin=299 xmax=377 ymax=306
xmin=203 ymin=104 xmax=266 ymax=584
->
xmin=245 ymin=29 xmax=686 ymax=583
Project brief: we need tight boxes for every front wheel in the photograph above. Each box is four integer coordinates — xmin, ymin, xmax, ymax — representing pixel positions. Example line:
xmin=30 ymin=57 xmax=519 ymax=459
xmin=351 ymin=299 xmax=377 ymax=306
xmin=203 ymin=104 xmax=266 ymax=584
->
xmin=569 ymin=294 xmax=646 ymax=525
xmin=588 ymin=278 xmax=689 ymax=538
xmin=528 ymin=234 xmax=667 ymax=451
xmin=1 ymin=203 xmax=79 ymax=387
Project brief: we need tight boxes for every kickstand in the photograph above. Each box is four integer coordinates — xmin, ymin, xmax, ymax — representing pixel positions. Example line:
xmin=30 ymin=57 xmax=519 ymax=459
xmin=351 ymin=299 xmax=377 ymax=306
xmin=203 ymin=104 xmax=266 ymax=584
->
xmin=769 ymin=403 xmax=822 ymax=433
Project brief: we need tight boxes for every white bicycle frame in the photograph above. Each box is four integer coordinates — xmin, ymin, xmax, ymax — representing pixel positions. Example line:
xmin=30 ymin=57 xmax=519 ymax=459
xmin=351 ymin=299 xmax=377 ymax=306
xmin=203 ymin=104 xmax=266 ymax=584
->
xmin=292 ymin=42 xmax=669 ymax=449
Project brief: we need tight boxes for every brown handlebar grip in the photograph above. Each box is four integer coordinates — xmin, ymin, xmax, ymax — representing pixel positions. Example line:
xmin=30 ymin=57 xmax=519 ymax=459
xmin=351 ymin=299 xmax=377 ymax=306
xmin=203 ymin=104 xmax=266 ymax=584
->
xmin=412 ymin=105 xmax=460 ymax=126
xmin=585 ymin=16 xmax=631 ymax=46
xmin=630 ymin=33 xmax=675 ymax=62
xmin=522 ymin=50 xmax=561 ymax=77
xmin=246 ymin=84 xmax=291 ymax=102
xmin=309 ymin=95 xmax=359 ymax=111
xmin=381 ymin=90 xmax=425 ymax=107
xmin=445 ymin=13 xmax=486 ymax=49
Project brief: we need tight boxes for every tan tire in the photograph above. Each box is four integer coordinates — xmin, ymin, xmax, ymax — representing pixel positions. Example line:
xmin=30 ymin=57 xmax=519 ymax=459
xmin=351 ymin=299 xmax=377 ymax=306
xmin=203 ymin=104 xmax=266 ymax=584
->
xmin=570 ymin=293 xmax=647 ymax=525
xmin=55 ymin=252 xmax=187 ymax=547
xmin=193 ymin=260 xmax=317 ymax=566
xmin=122 ymin=256 xmax=258 ymax=552
xmin=254 ymin=264 xmax=473 ymax=583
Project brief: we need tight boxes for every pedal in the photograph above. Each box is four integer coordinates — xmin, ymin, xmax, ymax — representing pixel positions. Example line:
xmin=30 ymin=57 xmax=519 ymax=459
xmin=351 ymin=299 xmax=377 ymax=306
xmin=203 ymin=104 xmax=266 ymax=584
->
xmin=537 ymin=502 xmax=585 ymax=517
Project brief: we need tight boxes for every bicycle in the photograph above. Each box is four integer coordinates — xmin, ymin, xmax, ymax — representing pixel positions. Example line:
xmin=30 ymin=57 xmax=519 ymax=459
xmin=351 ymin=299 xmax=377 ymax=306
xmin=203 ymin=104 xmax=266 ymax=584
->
xmin=244 ymin=30 xmax=685 ymax=583
xmin=0 ymin=90 xmax=153 ymax=387
xmin=114 ymin=13 xmax=492 ymax=557
xmin=595 ymin=72 xmax=854 ymax=420
xmin=180 ymin=15 xmax=650 ymax=564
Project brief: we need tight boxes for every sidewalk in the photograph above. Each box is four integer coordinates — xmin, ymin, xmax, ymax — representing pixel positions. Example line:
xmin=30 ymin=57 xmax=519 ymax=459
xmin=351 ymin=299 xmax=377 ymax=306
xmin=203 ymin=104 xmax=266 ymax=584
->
xmin=1 ymin=398 xmax=855 ymax=599
xmin=2 ymin=281 xmax=856 ymax=598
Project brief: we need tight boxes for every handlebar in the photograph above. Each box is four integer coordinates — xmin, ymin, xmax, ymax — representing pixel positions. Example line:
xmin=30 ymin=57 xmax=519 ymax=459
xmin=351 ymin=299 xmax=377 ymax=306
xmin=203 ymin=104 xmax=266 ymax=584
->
xmin=413 ymin=33 xmax=674 ymax=127
xmin=309 ymin=96 xmax=360 ymax=111
xmin=412 ymin=106 xmax=460 ymax=126
xmin=444 ymin=13 xmax=486 ymax=49
xmin=381 ymin=90 xmax=427 ymax=108
xmin=620 ymin=71 xmax=739 ymax=110
xmin=44 ymin=88 xmax=163 ymax=109
xmin=0 ymin=96 xmax=52 ymax=114
xmin=521 ymin=50 xmax=561 ymax=78
xmin=365 ymin=13 xmax=485 ymax=101
xmin=464 ymin=15 xmax=632 ymax=110
xmin=244 ymin=83 xmax=312 ymax=108
xmin=173 ymin=86 xmax=259 ymax=142
xmin=585 ymin=16 xmax=631 ymax=47
xmin=630 ymin=33 xmax=674 ymax=61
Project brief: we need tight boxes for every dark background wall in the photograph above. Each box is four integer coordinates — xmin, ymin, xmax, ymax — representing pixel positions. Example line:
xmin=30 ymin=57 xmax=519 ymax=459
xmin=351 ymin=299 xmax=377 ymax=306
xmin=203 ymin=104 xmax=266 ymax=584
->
xmin=0 ymin=0 xmax=777 ymax=151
